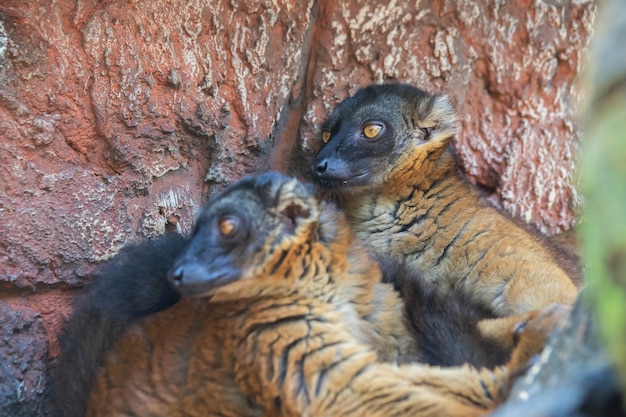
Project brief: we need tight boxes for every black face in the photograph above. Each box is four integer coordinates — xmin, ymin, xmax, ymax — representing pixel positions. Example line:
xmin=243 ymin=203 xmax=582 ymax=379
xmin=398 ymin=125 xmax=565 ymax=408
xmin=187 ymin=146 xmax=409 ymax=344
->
xmin=309 ymin=83 xmax=436 ymax=191
xmin=167 ymin=173 xmax=278 ymax=297
xmin=310 ymin=116 xmax=396 ymax=189
xmin=168 ymin=206 xmax=252 ymax=297
xmin=167 ymin=172 xmax=319 ymax=298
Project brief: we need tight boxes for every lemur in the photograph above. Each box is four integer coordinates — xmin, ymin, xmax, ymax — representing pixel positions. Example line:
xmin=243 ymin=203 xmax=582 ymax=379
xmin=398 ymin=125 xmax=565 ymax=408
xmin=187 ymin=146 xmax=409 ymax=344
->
xmin=309 ymin=83 xmax=580 ymax=349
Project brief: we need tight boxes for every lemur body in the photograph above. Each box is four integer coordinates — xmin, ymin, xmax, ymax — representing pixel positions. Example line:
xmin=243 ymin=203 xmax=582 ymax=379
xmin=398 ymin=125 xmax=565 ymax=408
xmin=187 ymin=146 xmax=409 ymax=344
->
xmin=72 ymin=172 xmax=554 ymax=417
xmin=310 ymin=83 xmax=579 ymax=346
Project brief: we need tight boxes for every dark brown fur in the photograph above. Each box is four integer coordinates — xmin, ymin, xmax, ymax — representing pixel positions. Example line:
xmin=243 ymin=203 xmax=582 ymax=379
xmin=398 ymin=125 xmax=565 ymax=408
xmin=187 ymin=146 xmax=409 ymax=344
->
xmin=47 ymin=233 xmax=187 ymax=417
xmin=377 ymin=256 xmax=510 ymax=368
xmin=78 ymin=173 xmax=554 ymax=417
xmin=310 ymin=83 xmax=580 ymax=349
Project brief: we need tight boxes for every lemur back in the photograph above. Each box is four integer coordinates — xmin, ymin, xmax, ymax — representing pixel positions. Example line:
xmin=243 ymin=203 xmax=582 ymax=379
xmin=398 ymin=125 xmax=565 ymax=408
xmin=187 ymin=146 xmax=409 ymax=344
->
xmin=309 ymin=83 xmax=579 ymax=345
xmin=75 ymin=172 xmax=555 ymax=417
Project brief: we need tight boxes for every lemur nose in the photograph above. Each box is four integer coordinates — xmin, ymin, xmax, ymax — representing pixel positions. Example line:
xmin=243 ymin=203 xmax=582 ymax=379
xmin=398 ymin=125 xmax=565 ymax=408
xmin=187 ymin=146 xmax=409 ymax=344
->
xmin=315 ymin=160 xmax=328 ymax=174
xmin=168 ymin=266 xmax=184 ymax=286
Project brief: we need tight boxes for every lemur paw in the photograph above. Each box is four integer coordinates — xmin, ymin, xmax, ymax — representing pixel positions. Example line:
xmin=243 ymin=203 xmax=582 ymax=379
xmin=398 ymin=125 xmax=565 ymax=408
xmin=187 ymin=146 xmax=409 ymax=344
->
xmin=508 ymin=303 xmax=572 ymax=372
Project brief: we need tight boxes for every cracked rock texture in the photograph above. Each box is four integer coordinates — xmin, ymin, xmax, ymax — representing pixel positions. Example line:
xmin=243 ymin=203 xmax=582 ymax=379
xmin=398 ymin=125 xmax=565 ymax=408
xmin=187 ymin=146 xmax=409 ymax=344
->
xmin=0 ymin=0 xmax=596 ymax=415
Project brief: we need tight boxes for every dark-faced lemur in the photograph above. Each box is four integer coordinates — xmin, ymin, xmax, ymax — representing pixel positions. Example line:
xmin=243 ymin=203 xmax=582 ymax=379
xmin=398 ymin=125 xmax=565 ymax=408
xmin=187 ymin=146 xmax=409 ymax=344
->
xmin=310 ymin=83 xmax=580 ymax=349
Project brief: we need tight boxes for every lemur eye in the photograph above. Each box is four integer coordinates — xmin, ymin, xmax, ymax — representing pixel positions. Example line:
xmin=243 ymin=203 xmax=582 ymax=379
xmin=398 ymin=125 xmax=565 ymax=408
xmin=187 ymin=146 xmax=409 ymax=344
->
xmin=421 ymin=127 xmax=433 ymax=139
xmin=363 ymin=123 xmax=383 ymax=139
xmin=218 ymin=216 xmax=239 ymax=236
xmin=322 ymin=130 xmax=331 ymax=144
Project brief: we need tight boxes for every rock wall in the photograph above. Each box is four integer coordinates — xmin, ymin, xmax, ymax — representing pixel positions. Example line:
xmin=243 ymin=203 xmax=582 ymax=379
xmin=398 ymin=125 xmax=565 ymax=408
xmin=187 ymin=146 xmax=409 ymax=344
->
xmin=0 ymin=0 xmax=596 ymax=415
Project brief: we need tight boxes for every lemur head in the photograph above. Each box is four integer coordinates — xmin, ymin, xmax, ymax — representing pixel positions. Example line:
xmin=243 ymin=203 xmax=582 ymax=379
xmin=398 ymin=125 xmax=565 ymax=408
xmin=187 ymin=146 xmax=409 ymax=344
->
xmin=168 ymin=172 xmax=326 ymax=301
xmin=309 ymin=83 xmax=459 ymax=192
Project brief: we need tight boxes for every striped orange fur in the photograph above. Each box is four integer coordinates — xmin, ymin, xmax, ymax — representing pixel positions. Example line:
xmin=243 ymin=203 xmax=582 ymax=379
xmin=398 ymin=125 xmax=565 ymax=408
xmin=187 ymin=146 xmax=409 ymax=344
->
xmin=83 ymin=172 xmax=551 ymax=417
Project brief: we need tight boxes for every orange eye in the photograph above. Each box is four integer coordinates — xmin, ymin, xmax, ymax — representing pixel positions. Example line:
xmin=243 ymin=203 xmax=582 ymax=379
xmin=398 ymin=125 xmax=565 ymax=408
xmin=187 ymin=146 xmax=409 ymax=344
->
xmin=322 ymin=130 xmax=331 ymax=143
xmin=218 ymin=216 xmax=238 ymax=236
xmin=363 ymin=123 xmax=383 ymax=139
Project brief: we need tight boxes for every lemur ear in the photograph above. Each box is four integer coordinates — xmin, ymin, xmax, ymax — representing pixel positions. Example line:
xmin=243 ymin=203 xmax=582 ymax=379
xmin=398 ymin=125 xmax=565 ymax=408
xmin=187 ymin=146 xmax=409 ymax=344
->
xmin=414 ymin=94 xmax=459 ymax=143
xmin=280 ymin=201 xmax=311 ymax=227
xmin=274 ymin=178 xmax=320 ymax=234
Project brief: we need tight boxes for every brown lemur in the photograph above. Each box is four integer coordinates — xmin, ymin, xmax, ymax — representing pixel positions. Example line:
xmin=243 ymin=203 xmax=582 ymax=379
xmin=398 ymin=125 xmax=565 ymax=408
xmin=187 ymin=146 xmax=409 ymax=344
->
xmin=48 ymin=185 xmax=528 ymax=417
xmin=309 ymin=83 xmax=580 ymax=349
xmin=48 ymin=235 xmax=510 ymax=417
xmin=65 ymin=172 xmax=556 ymax=417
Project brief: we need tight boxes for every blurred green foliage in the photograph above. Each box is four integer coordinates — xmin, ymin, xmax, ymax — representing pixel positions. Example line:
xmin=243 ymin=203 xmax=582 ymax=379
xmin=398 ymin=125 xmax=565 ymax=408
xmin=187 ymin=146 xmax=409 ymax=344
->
xmin=579 ymin=0 xmax=626 ymax=389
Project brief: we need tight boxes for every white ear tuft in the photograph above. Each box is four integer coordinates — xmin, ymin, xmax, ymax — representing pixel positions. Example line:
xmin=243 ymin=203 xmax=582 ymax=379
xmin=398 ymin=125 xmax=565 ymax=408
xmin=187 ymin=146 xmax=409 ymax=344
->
xmin=431 ymin=95 xmax=460 ymax=138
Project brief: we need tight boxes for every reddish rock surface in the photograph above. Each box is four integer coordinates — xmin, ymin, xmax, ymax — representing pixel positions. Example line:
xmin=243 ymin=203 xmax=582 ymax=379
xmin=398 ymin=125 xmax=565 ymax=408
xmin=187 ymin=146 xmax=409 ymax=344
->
xmin=0 ymin=0 xmax=596 ymax=415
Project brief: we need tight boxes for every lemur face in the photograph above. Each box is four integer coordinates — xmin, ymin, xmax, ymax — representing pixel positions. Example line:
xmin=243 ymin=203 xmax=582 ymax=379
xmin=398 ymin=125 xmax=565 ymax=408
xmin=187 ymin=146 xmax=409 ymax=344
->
xmin=168 ymin=171 xmax=321 ymax=300
xmin=309 ymin=83 xmax=458 ymax=192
